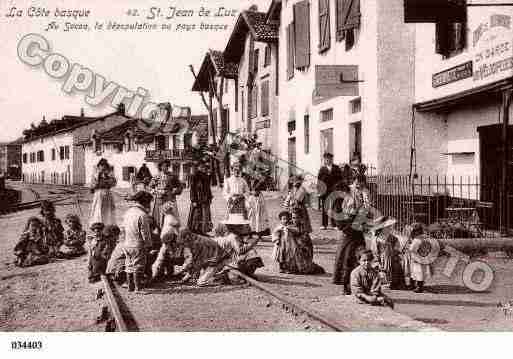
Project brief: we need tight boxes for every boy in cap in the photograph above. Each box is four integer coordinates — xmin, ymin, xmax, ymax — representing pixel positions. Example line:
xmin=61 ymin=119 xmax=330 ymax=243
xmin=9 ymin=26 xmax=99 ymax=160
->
xmin=317 ymin=152 xmax=342 ymax=230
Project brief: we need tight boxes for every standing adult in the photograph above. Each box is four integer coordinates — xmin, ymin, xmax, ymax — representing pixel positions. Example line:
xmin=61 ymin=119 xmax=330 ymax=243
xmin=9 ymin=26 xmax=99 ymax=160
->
xmin=149 ymin=159 xmax=183 ymax=228
xmin=317 ymin=152 xmax=343 ymax=230
xmin=122 ymin=191 xmax=154 ymax=292
xmin=223 ymin=162 xmax=250 ymax=218
xmin=284 ymin=175 xmax=312 ymax=234
xmin=136 ymin=163 xmax=152 ymax=189
xmin=89 ymin=158 xmax=117 ymax=227
xmin=187 ymin=161 xmax=213 ymax=235
xmin=332 ymin=175 xmax=373 ymax=294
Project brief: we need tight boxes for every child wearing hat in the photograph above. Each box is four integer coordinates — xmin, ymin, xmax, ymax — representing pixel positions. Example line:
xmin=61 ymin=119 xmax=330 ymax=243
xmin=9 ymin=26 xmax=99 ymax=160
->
xmin=59 ymin=214 xmax=87 ymax=258
xmin=350 ymin=249 xmax=394 ymax=309
xmin=40 ymin=200 xmax=64 ymax=258
xmin=87 ymin=222 xmax=112 ymax=283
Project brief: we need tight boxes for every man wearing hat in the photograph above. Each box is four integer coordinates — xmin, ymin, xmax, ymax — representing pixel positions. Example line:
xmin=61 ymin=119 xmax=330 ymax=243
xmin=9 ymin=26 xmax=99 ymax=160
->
xmin=122 ymin=191 xmax=154 ymax=292
xmin=149 ymin=159 xmax=183 ymax=228
xmin=317 ymin=152 xmax=343 ymax=230
xmin=187 ymin=160 xmax=213 ymax=235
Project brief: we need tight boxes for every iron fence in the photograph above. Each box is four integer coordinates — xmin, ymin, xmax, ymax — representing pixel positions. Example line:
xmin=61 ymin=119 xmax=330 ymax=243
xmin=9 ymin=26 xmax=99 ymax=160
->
xmin=367 ymin=174 xmax=513 ymax=238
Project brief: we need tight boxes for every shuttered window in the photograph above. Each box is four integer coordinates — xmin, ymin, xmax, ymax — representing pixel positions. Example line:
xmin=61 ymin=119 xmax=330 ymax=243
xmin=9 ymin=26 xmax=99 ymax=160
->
xmin=248 ymin=36 xmax=255 ymax=79
xmin=64 ymin=145 xmax=70 ymax=159
xmin=286 ymin=23 xmax=295 ymax=80
xmin=51 ymin=148 xmax=56 ymax=160
xmin=304 ymin=115 xmax=310 ymax=154
xmin=261 ymin=81 xmax=270 ymax=117
xmin=336 ymin=0 xmax=361 ymax=42
xmin=122 ymin=166 xmax=135 ymax=181
xmin=436 ymin=20 xmax=466 ymax=58
xmin=249 ymin=85 xmax=258 ymax=119
xmin=23 ymin=153 xmax=27 ymax=163
xmin=319 ymin=0 xmax=331 ymax=53
xmin=254 ymin=48 xmax=259 ymax=74
xmin=294 ymin=0 xmax=310 ymax=69
xmin=59 ymin=146 xmax=65 ymax=160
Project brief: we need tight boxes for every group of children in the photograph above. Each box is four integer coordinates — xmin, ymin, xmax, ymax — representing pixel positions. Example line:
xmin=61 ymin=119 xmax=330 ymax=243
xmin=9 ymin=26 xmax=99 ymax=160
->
xmin=14 ymin=201 xmax=86 ymax=267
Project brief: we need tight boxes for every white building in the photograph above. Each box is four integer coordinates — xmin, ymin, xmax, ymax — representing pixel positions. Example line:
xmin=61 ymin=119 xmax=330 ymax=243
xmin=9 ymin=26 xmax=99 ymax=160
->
xmin=277 ymin=0 xmax=416 ymax=186
xmin=21 ymin=107 xmax=135 ymax=185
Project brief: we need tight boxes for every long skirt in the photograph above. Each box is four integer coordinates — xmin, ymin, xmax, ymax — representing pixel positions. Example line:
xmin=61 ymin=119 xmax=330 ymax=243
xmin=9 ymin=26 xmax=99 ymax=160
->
xmin=89 ymin=189 xmax=116 ymax=226
xmin=152 ymin=198 xmax=179 ymax=229
xmin=294 ymin=204 xmax=312 ymax=234
xmin=280 ymin=235 xmax=324 ymax=275
xmin=247 ymin=193 xmax=269 ymax=233
xmin=187 ymin=202 xmax=213 ymax=234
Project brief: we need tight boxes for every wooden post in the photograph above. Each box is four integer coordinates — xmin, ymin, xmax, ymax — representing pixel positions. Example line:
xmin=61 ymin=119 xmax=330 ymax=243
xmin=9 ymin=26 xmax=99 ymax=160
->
xmin=501 ymin=88 xmax=512 ymax=234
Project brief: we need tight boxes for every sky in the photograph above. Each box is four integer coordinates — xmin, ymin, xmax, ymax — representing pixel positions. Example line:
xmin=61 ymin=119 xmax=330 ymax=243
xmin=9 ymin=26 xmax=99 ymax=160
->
xmin=0 ymin=0 xmax=272 ymax=142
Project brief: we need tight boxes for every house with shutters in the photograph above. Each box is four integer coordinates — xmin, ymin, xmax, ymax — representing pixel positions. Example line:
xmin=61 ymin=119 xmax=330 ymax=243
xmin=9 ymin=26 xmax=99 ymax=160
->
xmin=191 ymin=49 xmax=239 ymax=145
xmin=79 ymin=114 xmax=209 ymax=188
xmin=21 ymin=107 xmax=130 ymax=185
xmin=222 ymin=4 xmax=281 ymax=162
xmin=278 ymin=0 xmax=416 ymax=185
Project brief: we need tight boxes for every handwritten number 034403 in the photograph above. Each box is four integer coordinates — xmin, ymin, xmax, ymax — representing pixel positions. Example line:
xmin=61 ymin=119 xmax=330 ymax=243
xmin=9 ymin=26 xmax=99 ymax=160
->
xmin=11 ymin=341 xmax=42 ymax=350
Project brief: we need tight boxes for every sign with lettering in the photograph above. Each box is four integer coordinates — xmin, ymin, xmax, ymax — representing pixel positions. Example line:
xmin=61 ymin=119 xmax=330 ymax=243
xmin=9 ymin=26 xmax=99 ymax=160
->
xmin=432 ymin=61 xmax=473 ymax=88
xmin=313 ymin=65 xmax=359 ymax=105
xmin=473 ymin=14 xmax=513 ymax=87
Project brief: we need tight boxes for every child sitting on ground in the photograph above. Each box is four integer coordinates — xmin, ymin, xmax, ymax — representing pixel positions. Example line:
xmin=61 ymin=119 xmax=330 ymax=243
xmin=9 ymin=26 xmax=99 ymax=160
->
xmin=40 ymin=200 xmax=64 ymax=258
xmin=350 ymin=249 xmax=394 ymax=309
xmin=59 ymin=214 xmax=87 ymax=258
xmin=14 ymin=216 xmax=49 ymax=267
xmin=272 ymin=211 xmax=291 ymax=273
xmin=87 ymin=222 xmax=112 ymax=283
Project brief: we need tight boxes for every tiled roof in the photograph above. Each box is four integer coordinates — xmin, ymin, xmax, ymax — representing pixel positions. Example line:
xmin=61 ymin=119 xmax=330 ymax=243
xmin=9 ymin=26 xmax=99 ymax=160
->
xmin=242 ymin=11 xmax=279 ymax=42
xmin=209 ymin=50 xmax=238 ymax=78
xmin=98 ymin=119 xmax=154 ymax=143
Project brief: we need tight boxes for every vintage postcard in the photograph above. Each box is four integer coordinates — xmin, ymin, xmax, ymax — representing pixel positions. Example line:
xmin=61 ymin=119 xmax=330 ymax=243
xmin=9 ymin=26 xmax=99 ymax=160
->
xmin=1 ymin=0 xmax=513 ymax=356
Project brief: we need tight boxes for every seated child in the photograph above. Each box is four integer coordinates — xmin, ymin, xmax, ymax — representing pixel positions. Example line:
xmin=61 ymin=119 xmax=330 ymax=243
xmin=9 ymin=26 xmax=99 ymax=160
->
xmin=272 ymin=211 xmax=291 ymax=273
xmin=350 ymin=249 xmax=394 ymax=309
xmin=40 ymin=200 xmax=64 ymax=257
xmin=59 ymin=214 xmax=87 ymax=258
xmin=87 ymin=222 xmax=112 ymax=283
xmin=14 ymin=216 xmax=49 ymax=267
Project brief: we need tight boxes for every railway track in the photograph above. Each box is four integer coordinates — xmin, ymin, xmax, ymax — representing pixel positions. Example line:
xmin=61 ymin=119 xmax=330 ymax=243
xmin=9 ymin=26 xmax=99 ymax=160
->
xmin=100 ymin=268 xmax=348 ymax=332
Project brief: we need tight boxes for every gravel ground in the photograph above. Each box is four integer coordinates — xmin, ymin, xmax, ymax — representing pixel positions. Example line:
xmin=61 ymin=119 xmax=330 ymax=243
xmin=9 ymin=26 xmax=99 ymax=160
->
xmin=2 ymin=183 xmax=513 ymax=331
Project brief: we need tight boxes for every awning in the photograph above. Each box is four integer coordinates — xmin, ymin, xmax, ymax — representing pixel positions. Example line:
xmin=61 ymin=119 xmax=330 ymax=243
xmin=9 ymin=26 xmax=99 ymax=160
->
xmin=414 ymin=78 xmax=513 ymax=112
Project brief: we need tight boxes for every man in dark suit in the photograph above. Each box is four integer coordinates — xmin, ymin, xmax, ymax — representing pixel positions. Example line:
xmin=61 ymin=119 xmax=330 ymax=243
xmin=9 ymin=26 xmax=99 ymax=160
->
xmin=317 ymin=152 xmax=343 ymax=230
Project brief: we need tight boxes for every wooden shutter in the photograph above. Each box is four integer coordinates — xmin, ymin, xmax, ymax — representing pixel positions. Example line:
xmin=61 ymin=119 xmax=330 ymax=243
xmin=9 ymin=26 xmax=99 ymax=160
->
xmin=254 ymin=49 xmax=259 ymax=73
xmin=294 ymin=0 xmax=310 ymax=69
xmin=286 ymin=23 xmax=295 ymax=79
xmin=122 ymin=166 xmax=130 ymax=181
xmin=319 ymin=0 xmax=331 ymax=53
xmin=248 ymin=36 xmax=255 ymax=79
xmin=261 ymin=81 xmax=270 ymax=117
xmin=336 ymin=0 xmax=360 ymax=41
xmin=435 ymin=19 xmax=449 ymax=55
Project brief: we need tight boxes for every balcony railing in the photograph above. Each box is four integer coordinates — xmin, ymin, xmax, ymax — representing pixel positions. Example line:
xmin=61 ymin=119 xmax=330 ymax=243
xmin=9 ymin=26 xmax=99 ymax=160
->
xmin=145 ymin=149 xmax=193 ymax=162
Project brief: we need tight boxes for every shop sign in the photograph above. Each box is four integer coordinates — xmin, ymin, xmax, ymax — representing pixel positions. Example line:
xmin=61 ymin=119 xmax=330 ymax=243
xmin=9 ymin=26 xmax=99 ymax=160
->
xmin=473 ymin=14 xmax=513 ymax=86
xmin=432 ymin=61 xmax=473 ymax=88
xmin=312 ymin=65 xmax=359 ymax=105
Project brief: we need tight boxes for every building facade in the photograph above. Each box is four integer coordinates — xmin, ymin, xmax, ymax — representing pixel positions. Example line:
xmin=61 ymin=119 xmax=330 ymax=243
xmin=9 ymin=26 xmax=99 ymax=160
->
xmin=278 ymin=0 xmax=415 ymax=186
xmin=0 ymin=139 xmax=22 ymax=179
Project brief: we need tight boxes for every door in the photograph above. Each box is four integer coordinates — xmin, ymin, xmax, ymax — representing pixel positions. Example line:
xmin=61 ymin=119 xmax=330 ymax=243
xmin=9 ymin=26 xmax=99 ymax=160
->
xmin=320 ymin=128 xmax=334 ymax=161
xmin=184 ymin=133 xmax=192 ymax=152
xmin=288 ymin=137 xmax=296 ymax=178
xmin=478 ymin=124 xmax=513 ymax=229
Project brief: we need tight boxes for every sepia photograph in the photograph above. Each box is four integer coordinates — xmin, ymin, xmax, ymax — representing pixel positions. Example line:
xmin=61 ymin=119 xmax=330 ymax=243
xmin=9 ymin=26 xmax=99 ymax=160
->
xmin=2 ymin=0 xmax=513 ymax=357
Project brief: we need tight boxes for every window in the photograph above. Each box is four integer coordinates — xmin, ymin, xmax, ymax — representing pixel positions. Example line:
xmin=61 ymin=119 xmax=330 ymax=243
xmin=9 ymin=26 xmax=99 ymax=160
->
xmin=37 ymin=150 xmax=44 ymax=162
xmin=23 ymin=153 xmax=27 ymax=163
xmin=436 ymin=20 xmax=466 ymax=58
xmin=349 ymin=121 xmax=362 ymax=161
xmin=264 ymin=45 xmax=271 ymax=67
xmin=261 ymin=81 xmax=270 ymax=117
xmin=304 ymin=115 xmax=310 ymax=154
xmin=254 ymin=48 xmax=259 ymax=74
xmin=294 ymin=0 xmax=311 ymax=69
xmin=248 ymin=85 xmax=258 ymax=119
xmin=350 ymin=97 xmax=361 ymax=113
xmin=288 ymin=120 xmax=296 ymax=133
xmin=51 ymin=148 xmax=56 ymax=160
xmin=59 ymin=146 xmax=65 ymax=160
xmin=286 ymin=23 xmax=295 ymax=80
xmin=122 ymin=166 xmax=135 ymax=181
xmin=64 ymin=146 xmax=70 ymax=159
xmin=320 ymin=108 xmax=333 ymax=122
xmin=319 ymin=0 xmax=331 ymax=53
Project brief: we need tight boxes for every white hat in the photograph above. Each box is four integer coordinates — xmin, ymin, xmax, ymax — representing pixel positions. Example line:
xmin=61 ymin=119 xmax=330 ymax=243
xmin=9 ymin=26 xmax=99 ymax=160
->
xmin=368 ymin=216 xmax=397 ymax=232
xmin=222 ymin=213 xmax=250 ymax=225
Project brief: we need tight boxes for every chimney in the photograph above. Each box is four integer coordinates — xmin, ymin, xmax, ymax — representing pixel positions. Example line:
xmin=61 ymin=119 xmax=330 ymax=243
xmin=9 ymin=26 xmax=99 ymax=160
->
xmin=248 ymin=4 xmax=258 ymax=11
xmin=80 ymin=108 xmax=84 ymax=117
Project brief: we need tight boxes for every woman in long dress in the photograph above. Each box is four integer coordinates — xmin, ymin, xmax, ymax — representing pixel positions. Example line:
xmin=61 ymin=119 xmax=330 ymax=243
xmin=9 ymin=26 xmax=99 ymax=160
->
xmin=187 ymin=161 xmax=213 ymax=235
xmin=89 ymin=158 xmax=117 ymax=227
xmin=283 ymin=175 xmax=312 ymax=233
xmin=149 ymin=159 xmax=183 ymax=228
xmin=280 ymin=209 xmax=324 ymax=274
xmin=223 ymin=162 xmax=249 ymax=218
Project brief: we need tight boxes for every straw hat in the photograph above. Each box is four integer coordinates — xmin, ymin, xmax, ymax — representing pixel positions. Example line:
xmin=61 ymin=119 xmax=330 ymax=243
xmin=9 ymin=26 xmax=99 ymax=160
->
xmin=221 ymin=213 xmax=250 ymax=225
xmin=368 ymin=216 xmax=397 ymax=232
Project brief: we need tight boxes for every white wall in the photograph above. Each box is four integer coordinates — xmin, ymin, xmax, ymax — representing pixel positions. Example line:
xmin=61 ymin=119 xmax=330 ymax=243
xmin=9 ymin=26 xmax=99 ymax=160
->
xmin=22 ymin=132 xmax=74 ymax=184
